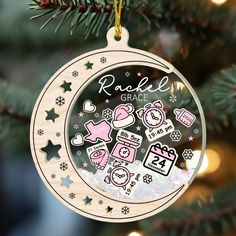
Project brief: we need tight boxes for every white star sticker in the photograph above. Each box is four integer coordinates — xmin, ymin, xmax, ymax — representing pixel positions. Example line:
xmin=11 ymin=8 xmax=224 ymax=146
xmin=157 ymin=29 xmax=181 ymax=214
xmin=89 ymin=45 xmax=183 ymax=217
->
xmin=136 ymin=126 xmax=141 ymax=131
xmin=105 ymin=99 xmax=109 ymax=104
xmin=188 ymin=136 xmax=194 ymax=141
xmin=83 ymin=162 xmax=88 ymax=168
xmin=137 ymin=72 xmax=142 ymax=77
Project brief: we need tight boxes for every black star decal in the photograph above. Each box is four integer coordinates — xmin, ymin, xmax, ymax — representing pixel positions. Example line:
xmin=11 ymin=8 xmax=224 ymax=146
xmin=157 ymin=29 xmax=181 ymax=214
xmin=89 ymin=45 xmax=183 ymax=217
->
xmin=60 ymin=80 xmax=72 ymax=93
xmin=106 ymin=206 xmax=113 ymax=213
xmin=41 ymin=140 xmax=61 ymax=161
xmin=45 ymin=108 xmax=59 ymax=123
xmin=85 ymin=61 xmax=93 ymax=70
xmin=83 ymin=196 xmax=93 ymax=205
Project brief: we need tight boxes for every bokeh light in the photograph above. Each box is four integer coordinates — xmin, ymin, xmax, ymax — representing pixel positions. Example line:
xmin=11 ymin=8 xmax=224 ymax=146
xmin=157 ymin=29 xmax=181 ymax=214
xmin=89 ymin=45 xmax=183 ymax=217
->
xmin=171 ymin=81 xmax=185 ymax=94
xmin=186 ymin=149 xmax=221 ymax=177
xmin=128 ymin=232 xmax=143 ymax=236
xmin=211 ymin=0 xmax=227 ymax=5
xmin=205 ymin=149 xmax=221 ymax=173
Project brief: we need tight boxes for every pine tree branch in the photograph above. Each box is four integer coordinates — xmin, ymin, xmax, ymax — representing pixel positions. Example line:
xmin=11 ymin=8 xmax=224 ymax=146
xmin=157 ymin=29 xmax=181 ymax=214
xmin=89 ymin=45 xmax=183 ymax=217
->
xmin=0 ymin=107 xmax=30 ymax=123
xmin=162 ymin=0 xmax=234 ymax=39
xmin=29 ymin=0 xmax=162 ymax=37
xmin=140 ymin=181 xmax=236 ymax=236
xmin=200 ymin=65 xmax=236 ymax=131
xmin=154 ymin=204 xmax=236 ymax=231
xmin=0 ymin=80 xmax=34 ymax=124
xmin=37 ymin=0 xmax=112 ymax=12
xmin=29 ymin=0 xmax=155 ymax=37
xmin=29 ymin=0 xmax=236 ymax=42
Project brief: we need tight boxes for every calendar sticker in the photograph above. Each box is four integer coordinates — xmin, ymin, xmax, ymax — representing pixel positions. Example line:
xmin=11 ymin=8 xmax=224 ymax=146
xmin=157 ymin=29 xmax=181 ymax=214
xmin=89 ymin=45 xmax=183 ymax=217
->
xmin=143 ymin=142 xmax=178 ymax=176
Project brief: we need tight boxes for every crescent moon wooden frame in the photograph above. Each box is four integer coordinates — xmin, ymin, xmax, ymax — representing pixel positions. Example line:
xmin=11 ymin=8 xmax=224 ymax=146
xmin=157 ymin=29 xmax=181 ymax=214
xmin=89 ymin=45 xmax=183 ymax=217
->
xmin=30 ymin=27 xmax=206 ymax=222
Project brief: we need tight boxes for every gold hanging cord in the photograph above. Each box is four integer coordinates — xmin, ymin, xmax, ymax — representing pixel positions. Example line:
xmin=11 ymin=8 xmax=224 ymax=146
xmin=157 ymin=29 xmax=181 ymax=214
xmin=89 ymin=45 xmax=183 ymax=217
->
xmin=113 ymin=0 xmax=123 ymax=39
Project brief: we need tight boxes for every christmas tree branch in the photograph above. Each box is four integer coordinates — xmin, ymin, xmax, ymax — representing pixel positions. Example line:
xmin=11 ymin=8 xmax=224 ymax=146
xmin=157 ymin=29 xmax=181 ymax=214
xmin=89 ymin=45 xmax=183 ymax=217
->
xmin=36 ymin=0 xmax=112 ymax=12
xmin=155 ymin=204 xmax=236 ymax=231
xmin=200 ymin=65 xmax=236 ymax=131
xmin=162 ymin=0 xmax=235 ymax=39
xmin=0 ymin=80 xmax=33 ymax=124
xmin=29 ymin=0 xmax=156 ymax=37
xmin=29 ymin=0 xmax=236 ymax=42
xmin=140 ymin=181 xmax=236 ymax=236
xmin=0 ymin=107 xmax=30 ymax=123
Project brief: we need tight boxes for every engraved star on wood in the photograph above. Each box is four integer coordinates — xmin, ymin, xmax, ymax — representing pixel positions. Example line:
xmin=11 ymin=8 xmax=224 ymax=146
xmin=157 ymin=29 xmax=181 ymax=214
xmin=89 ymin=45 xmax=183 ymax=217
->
xmin=60 ymin=80 xmax=72 ymax=93
xmin=45 ymin=108 xmax=59 ymax=123
xmin=41 ymin=140 xmax=61 ymax=161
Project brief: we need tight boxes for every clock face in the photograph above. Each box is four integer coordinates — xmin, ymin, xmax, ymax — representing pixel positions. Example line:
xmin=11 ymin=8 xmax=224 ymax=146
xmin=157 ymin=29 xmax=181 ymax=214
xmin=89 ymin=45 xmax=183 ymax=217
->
xmin=111 ymin=167 xmax=130 ymax=186
xmin=144 ymin=108 xmax=164 ymax=128
xmin=119 ymin=147 xmax=130 ymax=158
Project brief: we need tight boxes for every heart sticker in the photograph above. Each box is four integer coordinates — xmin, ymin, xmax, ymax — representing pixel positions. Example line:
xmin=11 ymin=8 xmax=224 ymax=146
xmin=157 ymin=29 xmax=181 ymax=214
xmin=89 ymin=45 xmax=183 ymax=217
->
xmin=83 ymin=100 xmax=96 ymax=113
xmin=71 ymin=133 xmax=84 ymax=146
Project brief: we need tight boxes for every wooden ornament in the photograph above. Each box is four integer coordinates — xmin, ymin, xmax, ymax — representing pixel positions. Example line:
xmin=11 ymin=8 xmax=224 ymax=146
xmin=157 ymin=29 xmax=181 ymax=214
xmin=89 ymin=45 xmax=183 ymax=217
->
xmin=30 ymin=27 xmax=206 ymax=222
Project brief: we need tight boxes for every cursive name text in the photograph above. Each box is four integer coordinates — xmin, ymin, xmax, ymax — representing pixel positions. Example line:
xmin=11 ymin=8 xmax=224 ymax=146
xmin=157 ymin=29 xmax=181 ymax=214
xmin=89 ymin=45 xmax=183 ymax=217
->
xmin=98 ymin=74 xmax=170 ymax=96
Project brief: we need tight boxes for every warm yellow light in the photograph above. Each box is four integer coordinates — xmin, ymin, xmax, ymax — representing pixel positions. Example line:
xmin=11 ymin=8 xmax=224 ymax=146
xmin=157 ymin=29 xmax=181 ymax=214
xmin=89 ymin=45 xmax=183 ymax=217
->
xmin=128 ymin=232 xmax=143 ymax=236
xmin=171 ymin=81 xmax=185 ymax=94
xmin=175 ymin=82 xmax=185 ymax=90
xmin=198 ymin=152 xmax=209 ymax=174
xmin=186 ymin=149 xmax=221 ymax=176
xmin=211 ymin=0 xmax=227 ymax=5
xmin=205 ymin=149 xmax=221 ymax=173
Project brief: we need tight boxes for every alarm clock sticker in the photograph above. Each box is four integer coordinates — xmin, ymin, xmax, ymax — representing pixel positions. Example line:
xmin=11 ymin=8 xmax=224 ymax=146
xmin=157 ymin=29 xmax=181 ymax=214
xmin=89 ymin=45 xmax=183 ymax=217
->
xmin=136 ymin=100 xmax=167 ymax=131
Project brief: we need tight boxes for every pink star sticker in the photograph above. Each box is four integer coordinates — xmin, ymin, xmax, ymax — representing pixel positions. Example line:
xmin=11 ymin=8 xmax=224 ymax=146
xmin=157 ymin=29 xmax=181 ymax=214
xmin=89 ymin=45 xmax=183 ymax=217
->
xmin=188 ymin=136 xmax=194 ymax=141
xmin=79 ymin=112 xmax=84 ymax=117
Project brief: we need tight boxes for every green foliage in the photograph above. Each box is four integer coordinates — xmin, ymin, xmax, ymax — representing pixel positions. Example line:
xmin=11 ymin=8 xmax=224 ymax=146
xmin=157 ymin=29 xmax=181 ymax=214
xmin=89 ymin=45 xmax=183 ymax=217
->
xmin=139 ymin=181 xmax=236 ymax=236
xmin=213 ymin=66 xmax=236 ymax=119
xmin=0 ymin=80 xmax=33 ymax=121
xmin=29 ymin=0 xmax=162 ymax=38
xmin=162 ymin=0 xmax=236 ymax=41
xmin=0 ymin=80 xmax=33 ymax=153
xmin=29 ymin=0 xmax=236 ymax=43
xmin=200 ymin=65 xmax=236 ymax=131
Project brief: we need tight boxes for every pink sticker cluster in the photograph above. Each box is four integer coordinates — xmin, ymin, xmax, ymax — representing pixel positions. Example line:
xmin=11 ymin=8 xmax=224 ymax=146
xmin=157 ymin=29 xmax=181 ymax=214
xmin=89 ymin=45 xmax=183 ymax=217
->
xmin=70 ymin=98 xmax=197 ymax=193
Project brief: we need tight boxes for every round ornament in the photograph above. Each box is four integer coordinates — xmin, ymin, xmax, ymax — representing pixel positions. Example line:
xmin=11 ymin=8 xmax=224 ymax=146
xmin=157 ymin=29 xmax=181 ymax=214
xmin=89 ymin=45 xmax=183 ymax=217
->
xmin=30 ymin=27 xmax=206 ymax=222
